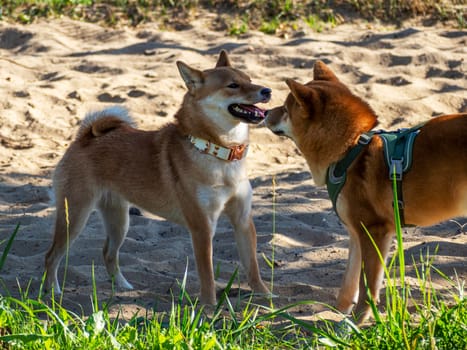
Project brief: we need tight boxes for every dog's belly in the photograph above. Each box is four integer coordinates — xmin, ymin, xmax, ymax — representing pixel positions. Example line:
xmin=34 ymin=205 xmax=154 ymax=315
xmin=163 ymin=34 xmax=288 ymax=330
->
xmin=114 ymin=186 xmax=187 ymax=225
xmin=103 ymin=179 xmax=240 ymax=228
xmin=137 ymin=200 xmax=187 ymax=226
xmin=405 ymin=188 xmax=467 ymax=227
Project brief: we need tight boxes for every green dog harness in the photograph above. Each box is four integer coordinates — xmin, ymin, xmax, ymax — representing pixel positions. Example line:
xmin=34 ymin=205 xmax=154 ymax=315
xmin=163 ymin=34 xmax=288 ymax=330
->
xmin=326 ymin=123 xmax=426 ymax=226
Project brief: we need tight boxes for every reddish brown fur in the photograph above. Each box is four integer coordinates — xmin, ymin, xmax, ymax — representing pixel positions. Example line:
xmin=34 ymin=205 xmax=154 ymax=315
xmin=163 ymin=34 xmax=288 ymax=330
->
xmin=45 ymin=51 xmax=270 ymax=303
xmin=266 ymin=61 xmax=467 ymax=324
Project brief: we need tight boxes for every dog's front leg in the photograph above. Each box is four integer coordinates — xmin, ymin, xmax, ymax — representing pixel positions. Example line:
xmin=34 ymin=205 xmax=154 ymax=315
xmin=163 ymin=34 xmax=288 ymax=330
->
xmin=353 ymin=224 xmax=393 ymax=324
xmin=336 ymin=226 xmax=362 ymax=313
xmin=225 ymin=187 xmax=269 ymax=295
xmin=183 ymin=204 xmax=217 ymax=304
xmin=190 ymin=225 xmax=216 ymax=305
xmin=233 ymin=216 xmax=270 ymax=294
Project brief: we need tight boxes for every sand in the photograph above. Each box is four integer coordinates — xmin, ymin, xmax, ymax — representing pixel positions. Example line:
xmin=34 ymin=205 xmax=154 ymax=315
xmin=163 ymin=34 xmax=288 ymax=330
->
xmin=0 ymin=17 xmax=466 ymax=321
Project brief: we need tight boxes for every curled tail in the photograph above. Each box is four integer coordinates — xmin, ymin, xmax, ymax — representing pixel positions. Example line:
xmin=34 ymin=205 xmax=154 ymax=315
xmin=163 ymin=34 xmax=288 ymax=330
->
xmin=76 ymin=106 xmax=135 ymax=141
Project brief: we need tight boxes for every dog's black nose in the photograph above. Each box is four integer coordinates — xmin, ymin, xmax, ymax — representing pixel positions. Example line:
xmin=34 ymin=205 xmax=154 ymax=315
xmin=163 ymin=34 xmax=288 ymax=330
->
xmin=261 ymin=88 xmax=272 ymax=98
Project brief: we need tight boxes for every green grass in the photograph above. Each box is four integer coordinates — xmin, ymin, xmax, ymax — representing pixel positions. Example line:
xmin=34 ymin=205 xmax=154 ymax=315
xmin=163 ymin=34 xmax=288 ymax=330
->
xmin=0 ymin=231 xmax=465 ymax=349
xmin=1 ymin=175 xmax=466 ymax=348
xmin=0 ymin=1 xmax=465 ymax=31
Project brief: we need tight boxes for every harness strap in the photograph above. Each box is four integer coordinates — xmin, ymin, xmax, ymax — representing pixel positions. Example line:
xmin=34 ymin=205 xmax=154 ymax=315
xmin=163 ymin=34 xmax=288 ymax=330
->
xmin=379 ymin=125 xmax=423 ymax=226
xmin=326 ymin=123 xmax=426 ymax=226
xmin=326 ymin=133 xmax=374 ymax=216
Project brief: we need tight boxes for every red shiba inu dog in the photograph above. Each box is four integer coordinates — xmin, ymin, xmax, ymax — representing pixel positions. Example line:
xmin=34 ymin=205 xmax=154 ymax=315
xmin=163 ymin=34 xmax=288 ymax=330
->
xmin=45 ymin=50 xmax=271 ymax=304
xmin=266 ymin=60 xmax=467 ymax=323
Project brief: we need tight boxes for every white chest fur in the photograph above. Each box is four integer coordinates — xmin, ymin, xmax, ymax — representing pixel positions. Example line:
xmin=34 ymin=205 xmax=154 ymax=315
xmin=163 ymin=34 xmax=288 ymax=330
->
xmin=195 ymin=156 xmax=251 ymax=223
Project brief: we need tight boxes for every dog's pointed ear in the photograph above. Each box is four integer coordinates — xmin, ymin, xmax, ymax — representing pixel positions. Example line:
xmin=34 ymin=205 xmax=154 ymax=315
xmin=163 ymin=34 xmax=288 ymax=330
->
xmin=313 ymin=61 xmax=339 ymax=82
xmin=215 ymin=50 xmax=232 ymax=67
xmin=286 ymin=79 xmax=320 ymax=117
xmin=176 ymin=61 xmax=204 ymax=93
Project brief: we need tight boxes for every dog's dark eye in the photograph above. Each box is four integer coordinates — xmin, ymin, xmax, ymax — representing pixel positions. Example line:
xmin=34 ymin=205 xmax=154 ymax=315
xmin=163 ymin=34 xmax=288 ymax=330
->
xmin=228 ymin=83 xmax=239 ymax=88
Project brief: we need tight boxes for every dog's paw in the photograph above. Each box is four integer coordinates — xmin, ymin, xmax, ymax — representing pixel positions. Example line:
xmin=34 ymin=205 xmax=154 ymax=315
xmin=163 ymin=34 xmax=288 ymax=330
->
xmin=43 ymin=284 xmax=62 ymax=296
xmin=250 ymin=280 xmax=271 ymax=294
xmin=43 ymin=280 xmax=62 ymax=295
xmin=114 ymin=273 xmax=134 ymax=290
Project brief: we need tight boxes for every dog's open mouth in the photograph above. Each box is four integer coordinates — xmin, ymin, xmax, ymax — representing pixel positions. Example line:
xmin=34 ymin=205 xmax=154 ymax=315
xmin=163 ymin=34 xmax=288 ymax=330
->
xmin=228 ymin=104 xmax=266 ymax=124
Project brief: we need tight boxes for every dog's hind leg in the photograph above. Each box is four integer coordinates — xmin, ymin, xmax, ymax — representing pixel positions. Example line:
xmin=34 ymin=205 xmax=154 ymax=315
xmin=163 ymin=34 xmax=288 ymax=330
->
xmin=44 ymin=188 xmax=95 ymax=295
xmin=97 ymin=193 xmax=133 ymax=290
xmin=336 ymin=227 xmax=362 ymax=313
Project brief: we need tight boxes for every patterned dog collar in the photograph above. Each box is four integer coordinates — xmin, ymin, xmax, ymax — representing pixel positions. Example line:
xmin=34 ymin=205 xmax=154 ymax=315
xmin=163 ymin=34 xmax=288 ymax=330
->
xmin=189 ymin=135 xmax=249 ymax=161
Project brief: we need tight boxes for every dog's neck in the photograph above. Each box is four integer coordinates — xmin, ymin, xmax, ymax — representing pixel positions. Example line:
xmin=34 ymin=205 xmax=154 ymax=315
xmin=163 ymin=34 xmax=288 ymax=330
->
xmin=175 ymin=107 xmax=250 ymax=148
xmin=219 ymin=122 xmax=250 ymax=145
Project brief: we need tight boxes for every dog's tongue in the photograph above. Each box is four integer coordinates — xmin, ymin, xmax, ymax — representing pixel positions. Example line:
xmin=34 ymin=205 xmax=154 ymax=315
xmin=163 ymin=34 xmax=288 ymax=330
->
xmin=238 ymin=104 xmax=266 ymax=119
xmin=228 ymin=103 xmax=267 ymax=124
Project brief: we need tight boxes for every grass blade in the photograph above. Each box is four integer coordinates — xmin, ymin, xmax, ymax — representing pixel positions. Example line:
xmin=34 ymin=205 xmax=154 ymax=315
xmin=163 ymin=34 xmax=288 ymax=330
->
xmin=0 ymin=223 xmax=20 ymax=271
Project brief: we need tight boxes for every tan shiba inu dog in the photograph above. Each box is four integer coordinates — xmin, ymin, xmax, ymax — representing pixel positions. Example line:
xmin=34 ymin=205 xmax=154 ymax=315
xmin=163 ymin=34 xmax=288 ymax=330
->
xmin=45 ymin=50 xmax=271 ymax=304
xmin=266 ymin=60 xmax=467 ymax=323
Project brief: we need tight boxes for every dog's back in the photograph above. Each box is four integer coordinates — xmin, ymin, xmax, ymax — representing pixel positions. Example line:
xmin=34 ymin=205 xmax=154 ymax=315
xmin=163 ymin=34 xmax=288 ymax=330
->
xmin=404 ymin=114 xmax=467 ymax=224
xmin=55 ymin=107 xmax=185 ymax=221
xmin=346 ymin=113 xmax=467 ymax=229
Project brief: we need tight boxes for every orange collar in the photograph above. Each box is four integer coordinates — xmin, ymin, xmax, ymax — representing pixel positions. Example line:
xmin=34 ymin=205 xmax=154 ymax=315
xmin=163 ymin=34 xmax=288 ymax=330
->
xmin=189 ymin=136 xmax=249 ymax=161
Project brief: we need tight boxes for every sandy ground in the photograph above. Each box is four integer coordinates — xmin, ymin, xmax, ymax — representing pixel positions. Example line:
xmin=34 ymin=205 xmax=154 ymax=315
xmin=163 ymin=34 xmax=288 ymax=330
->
xmin=0 ymin=17 xmax=466 ymax=321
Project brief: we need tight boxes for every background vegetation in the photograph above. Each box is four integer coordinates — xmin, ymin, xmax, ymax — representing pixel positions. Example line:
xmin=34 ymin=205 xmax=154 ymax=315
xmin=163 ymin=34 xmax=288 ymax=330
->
xmin=0 ymin=0 xmax=466 ymax=34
